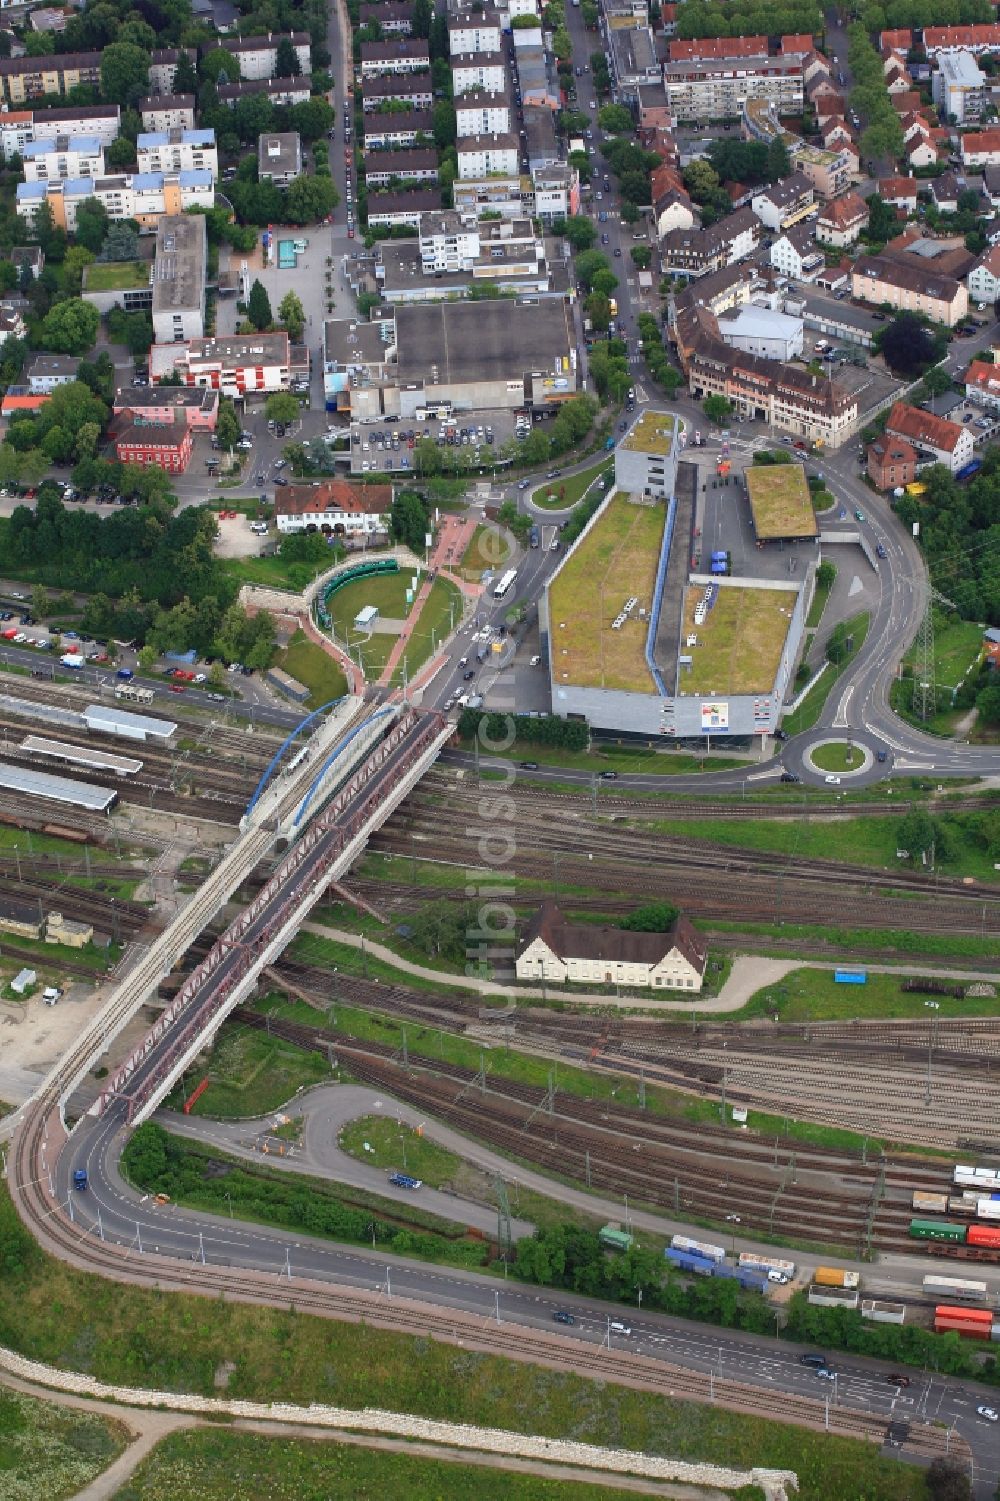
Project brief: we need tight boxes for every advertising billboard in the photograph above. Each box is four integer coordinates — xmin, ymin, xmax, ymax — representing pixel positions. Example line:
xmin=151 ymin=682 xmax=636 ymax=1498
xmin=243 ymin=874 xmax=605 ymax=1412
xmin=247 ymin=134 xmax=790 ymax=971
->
xmin=700 ymin=701 xmax=729 ymax=731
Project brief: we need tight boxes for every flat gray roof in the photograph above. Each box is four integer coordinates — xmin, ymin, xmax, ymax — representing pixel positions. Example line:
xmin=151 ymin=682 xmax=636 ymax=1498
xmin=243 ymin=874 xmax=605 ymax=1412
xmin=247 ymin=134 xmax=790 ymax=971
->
xmin=21 ymin=735 xmax=142 ymax=775
xmin=395 ymin=298 xmax=574 ymax=384
xmin=0 ymin=761 xmax=117 ymax=811
xmin=83 ymin=704 xmax=176 ymax=740
xmin=152 ymin=213 xmax=206 ymax=318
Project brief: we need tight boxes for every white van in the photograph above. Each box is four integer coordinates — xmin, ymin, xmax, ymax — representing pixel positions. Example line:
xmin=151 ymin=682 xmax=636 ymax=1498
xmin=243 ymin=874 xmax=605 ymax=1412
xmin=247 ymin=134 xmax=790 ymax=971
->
xmin=42 ymin=987 xmax=61 ymax=1006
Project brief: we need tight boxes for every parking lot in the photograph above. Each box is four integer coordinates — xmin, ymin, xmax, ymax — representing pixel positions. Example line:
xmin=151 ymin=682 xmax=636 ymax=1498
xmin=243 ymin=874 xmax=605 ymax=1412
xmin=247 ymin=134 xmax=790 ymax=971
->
xmin=696 ymin=455 xmax=821 ymax=584
xmin=349 ymin=407 xmax=524 ymax=475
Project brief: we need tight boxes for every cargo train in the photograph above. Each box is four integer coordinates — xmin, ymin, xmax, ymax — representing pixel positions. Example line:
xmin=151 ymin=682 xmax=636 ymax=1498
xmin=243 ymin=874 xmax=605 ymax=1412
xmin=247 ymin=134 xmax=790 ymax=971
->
xmin=954 ymin=1165 xmax=1000 ymax=1192
xmin=909 ymin=1218 xmax=1000 ymax=1258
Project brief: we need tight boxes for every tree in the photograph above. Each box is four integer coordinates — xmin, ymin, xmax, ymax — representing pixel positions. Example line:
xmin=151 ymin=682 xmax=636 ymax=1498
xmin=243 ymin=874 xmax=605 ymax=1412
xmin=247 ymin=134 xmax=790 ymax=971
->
xmin=247 ymin=279 xmax=272 ymax=331
xmin=277 ymin=290 xmax=305 ymax=341
xmin=574 ymin=249 xmax=612 ymax=291
xmin=40 ymin=299 xmax=99 ymax=354
xmin=275 ymin=36 xmax=301 ymax=77
xmin=30 ymin=585 xmax=50 ymax=620
xmin=74 ymin=197 xmax=110 ymax=254
xmin=766 ymin=136 xmax=791 ymax=181
xmin=283 ymin=173 xmax=338 ymax=225
xmin=562 ymin=216 xmax=596 ymax=251
xmin=925 ymin=1458 xmax=971 ymax=1501
xmin=216 ymin=399 xmax=240 ymax=452
xmin=897 ymin=807 xmax=937 ymax=861
xmin=976 ymin=683 xmax=1000 ymax=724
xmin=703 ymin=395 xmax=732 ymax=425
xmin=100 ymin=43 xmax=150 ymax=106
xmin=107 ymin=136 xmax=137 ymax=170
xmin=876 ymin=313 xmax=944 ymax=377
xmin=597 ymin=104 xmax=633 ymax=134
xmin=682 ymin=159 xmax=720 ymax=202
xmin=390 ymin=489 xmax=430 ymax=552
xmin=620 ymin=902 xmax=679 ymax=931
xmin=265 ymin=392 xmax=300 ymax=426
xmin=61 ymin=246 xmax=95 ymax=295
xmin=137 ymin=643 xmax=158 ymax=673
xmin=816 ymin=561 xmax=836 ymax=589
xmin=432 ymin=100 xmax=457 ymax=150
xmin=412 ymin=0 xmax=432 ymax=36
xmin=173 ymin=50 xmax=198 ymax=95
xmin=865 ymin=193 xmax=897 ymax=244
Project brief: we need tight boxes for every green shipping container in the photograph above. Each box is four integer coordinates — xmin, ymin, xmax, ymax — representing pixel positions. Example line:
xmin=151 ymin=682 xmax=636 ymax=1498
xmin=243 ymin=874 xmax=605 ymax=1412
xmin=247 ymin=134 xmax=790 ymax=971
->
xmin=909 ymin=1219 xmax=966 ymax=1244
xmin=599 ymin=1226 xmax=634 ymax=1252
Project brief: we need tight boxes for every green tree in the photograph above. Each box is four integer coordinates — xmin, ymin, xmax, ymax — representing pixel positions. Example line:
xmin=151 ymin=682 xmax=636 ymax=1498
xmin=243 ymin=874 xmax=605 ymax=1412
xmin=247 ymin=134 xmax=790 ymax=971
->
xmin=925 ymin=1458 xmax=971 ymax=1501
xmin=766 ymin=136 xmax=791 ymax=181
xmin=62 ymin=245 xmax=95 ymax=295
xmin=216 ymin=399 xmax=240 ymax=451
xmin=100 ymin=43 xmax=150 ymax=106
xmin=574 ymin=249 xmax=612 ymax=291
xmin=597 ymin=103 xmax=633 ymax=134
xmin=40 ymin=299 xmax=100 ymax=354
xmin=703 ymin=394 xmax=732 ymax=425
xmin=412 ymin=0 xmax=433 ymax=35
xmin=432 ymin=100 xmax=457 ymax=150
xmin=283 ymin=173 xmax=338 ymax=224
xmin=275 ymin=35 xmax=302 ymax=77
xmin=390 ymin=489 xmax=430 ymax=551
xmin=816 ymin=561 xmax=836 ymax=589
xmin=265 ymin=392 xmax=300 ymax=426
xmin=73 ymin=197 xmax=110 ymax=254
xmin=864 ymin=193 xmax=897 ymax=244
xmin=173 ymin=50 xmax=198 ymax=95
xmin=277 ymin=290 xmax=306 ymax=341
xmin=976 ymin=683 xmax=1000 ymax=725
xmin=247 ymin=279 xmax=272 ymax=331
xmin=620 ymin=902 xmax=679 ymax=932
xmin=99 ymin=223 xmax=140 ymax=262
xmin=562 ymin=216 xmax=597 ymax=251
xmin=30 ymin=585 xmax=50 ymax=620
xmin=74 ymin=422 xmax=101 ymax=461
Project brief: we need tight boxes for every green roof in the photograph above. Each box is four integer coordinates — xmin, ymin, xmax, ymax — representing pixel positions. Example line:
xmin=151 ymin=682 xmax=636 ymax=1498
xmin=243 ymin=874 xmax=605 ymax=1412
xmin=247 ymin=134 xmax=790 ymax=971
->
xmin=83 ymin=260 xmax=151 ymax=292
xmin=620 ymin=410 xmax=677 ymax=456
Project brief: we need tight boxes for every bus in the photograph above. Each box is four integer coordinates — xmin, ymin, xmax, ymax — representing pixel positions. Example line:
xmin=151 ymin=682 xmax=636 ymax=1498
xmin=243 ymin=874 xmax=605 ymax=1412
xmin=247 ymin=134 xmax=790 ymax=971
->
xmin=493 ymin=568 xmax=518 ymax=600
xmin=114 ymin=683 xmax=155 ymax=705
xmin=922 ymin=1275 xmax=989 ymax=1304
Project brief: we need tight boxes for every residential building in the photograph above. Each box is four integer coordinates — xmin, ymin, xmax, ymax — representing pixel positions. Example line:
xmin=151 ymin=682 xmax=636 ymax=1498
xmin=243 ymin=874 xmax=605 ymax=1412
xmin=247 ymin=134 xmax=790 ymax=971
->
xmin=453 ymin=172 xmax=523 ymax=219
xmin=360 ymin=1 xmax=412 ymax=32
xmin=149 ymin=331 xmax=293 ymax=394
xmin=983 ymin=165 xmax=1000 ymax=207
xmin=522 ymin=103 xmax=558 ymax=173
xmin=456 ymin=131 xmax=519 ymax=178
xmin=455 ymin=89 xmax=511 ymax=136
xmin=135 ymin=127 xmax=217 ymax=179
xmin=417 ymin=210 xmax=537 ymax=271
xmin=663 ymin=54 xmax=803 ymax=123
xmin=927 ymin=170 xmax=966 ymax=213
xmin=933 ymin=48 xmax=986 ymax=123
xmin=668 ymin=35 xmax=767 ymax=61
xmin=217 ymin=76 xmax=313 ymax=106
xmin=362 ymin=73 xmax=434 ymax=111
xmin=359 ymin=38 xmax=431 ymax=76
xmin=965 ymin=358 xmax=1000 ymax=408
xmin=274 ymin=479 xmax=393 ymax=535
xmin=769 ymin=220 xmax=824 ymax=281
xmin=151 ymin=212 xmax=206 ymax=344
xmin=923 ymin=23 xmax=1000 ymax=57
xmin=885 ymin=399 xmax=974 ymax=471
xmin=257 ymin=131 xmax=302 ymax=185
xmin=867 ymin=433 xmax=917 ymax=490
xmin=140 ymin=95 xmax=196 ymax=131
xmin=11 ymin=246 xmax=43 ymax=280
xmin=852 ymin=252 xmax=968 ymax=326
xmin=653 ymin=184 xmax=695 ymax=236
xmin=969 ymin=244 xmax=1000 ymax=304
xmin=815 ymin=191 xmax=869 ymax=246
xmin=0 ymin=50 xmax=102 ymax=106
xmin=515 ymin=43 xmax=559 ymax=109
xmin=0 ymin=104 xmax=120 ymax=156
xmin=216 ymin=32 xmax=311 ymax=80
xmin=531 ymin=162 xmax=580 ymax=222
xmin=17 ymin=170 xmax=215 ymax=232
xmin=113 ymin=386 xmax=219 ymax=428
xmin=366 ymin=188 xmax=442 ymax=227
xmin=659 ymin=207 xmax=759 ymax=276
xmin=750 ymin=172 xmax=815 ymax=232
xmin=451 ymin=53 xmax=507 ymax=93
xmin=114 ymin=414 xmax=193 ymax=473
xmin=363 ymin=109 xmax=434 ymax=149
xmin=363 ymin=148 xmax=439 ymax=186
xmin=961 ymin=128 xmax=1000 ymax=167
xmin=448 ymin=9 xmax=502 ymax=54
xmin=791 ymin=142 xmax=853 ymax=200
xmin=607 ymin=24 xmax=660 ymax=105
xmin=515 ymin=900 xmax=708 ymax=992
xmin=148 ymin=49 xmax=196 ymax=93
xmin=24 ymin=353 xmax=79 ymax=393
xmin=877 ymin=175 xmax=919 ymax=212
xmin=20 ymin=134 xmax=105 ymax=181
xmin=716 ymin=305 xmax=804 ymax=360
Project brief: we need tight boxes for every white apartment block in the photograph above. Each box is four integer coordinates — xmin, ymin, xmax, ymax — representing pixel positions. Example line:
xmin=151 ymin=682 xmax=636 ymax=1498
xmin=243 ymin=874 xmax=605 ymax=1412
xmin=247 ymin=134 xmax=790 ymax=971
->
xmin=0 ymin=105 xmax=120 ymax=159
xmin=135 ymin=128 xmax=218 ymax=180
xmin=218 ymin=32 xmax=311 ymax=81
xmin=17 ymin=170 xmax=214 ymax=232
xmin=448 ymin=10 xmax=502 ymax=54
xmin=933 ymin=49 xmax=986 ymax=124
xmin=455 ymin=91 xmax=511 ymax=135
xmin=20 ymin=134 xmax=105 ymax=181
xmin=456 ymin=131 xmax=519 ymax=178
xmin=663 ymin=56 xmax=803 ymax=122
xmin=418 ymin=210 xmax=481 ymax=270
xmin=140 ymin=96 xmax=197 ymax=131
xmin=452 ymin=54 xmax=507 ymax=93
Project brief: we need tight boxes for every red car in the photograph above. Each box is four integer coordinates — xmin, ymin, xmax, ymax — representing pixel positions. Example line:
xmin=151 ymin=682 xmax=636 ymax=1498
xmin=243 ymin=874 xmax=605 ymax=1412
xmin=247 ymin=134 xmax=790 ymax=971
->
xmin=169 ymin=683 xmax=186 ymax=693
xmin=348 ymin=227 xmax=355 ymax=238
xmin=171 ymin=668 xmax=195 ymax=681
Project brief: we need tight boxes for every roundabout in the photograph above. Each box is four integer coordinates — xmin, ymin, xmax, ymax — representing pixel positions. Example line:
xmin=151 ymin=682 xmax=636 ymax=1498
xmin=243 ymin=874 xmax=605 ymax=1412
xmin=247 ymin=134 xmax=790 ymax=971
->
xmin=807 ymin=739 xmax=871 ymax=775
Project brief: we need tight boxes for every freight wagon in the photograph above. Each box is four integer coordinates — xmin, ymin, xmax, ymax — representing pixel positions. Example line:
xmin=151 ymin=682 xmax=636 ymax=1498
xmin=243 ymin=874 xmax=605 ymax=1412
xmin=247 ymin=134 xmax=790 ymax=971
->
xmin=913 ymin=1192 xmax=949 ymax=1215
xmin=922 ymin=1275 xmax=988 ymax=1303
xmin=808 ymin=1285 xmax=860 ymax=1309
xmin=909 ymin=1219 xmax=1000 ymax=1257
xmin=813 ymin=1266 xmax=861 ymax=1289
xmin=954 ymin=1166 xmax=1000 ymax=1192
xmin=670 ymin=1235 xmax=725 ymax=1264
xmin=599 ymin=1225 xmax=634 ymax=1253
xmin=738 ymin=1253 xmax=796 ymax=1278
xmin=910 ymin=1218 xmax=967 ymax=1243
xmin=861 ymin=1300 xmax=906 ymax=1325
xmin=934 ymin=1305 xmax=994 ymax=1340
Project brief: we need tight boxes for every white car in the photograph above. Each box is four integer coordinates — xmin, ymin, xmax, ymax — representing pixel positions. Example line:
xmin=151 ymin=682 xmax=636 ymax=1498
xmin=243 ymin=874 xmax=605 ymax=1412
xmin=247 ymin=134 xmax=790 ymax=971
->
xmin=977 ymin=1406 xmax=998 ymax=1422
xmin=194 ymin=673 xmax=207 ymax=683
xmin=824 ymin=774 xmax=841 ymax=785
xmin=609 ymin=1320 xmax=632 ymax=1336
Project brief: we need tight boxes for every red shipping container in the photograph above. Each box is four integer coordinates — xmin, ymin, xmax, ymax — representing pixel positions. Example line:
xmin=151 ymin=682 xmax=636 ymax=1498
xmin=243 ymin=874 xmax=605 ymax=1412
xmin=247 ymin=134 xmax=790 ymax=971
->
xmin=968 ymin=1224 xmax=1000 ymax=1249
xmin=935 ymin=1304 xmax=992 ymax=1322
xmin=935 ymin=1316 xmax=992 ymax=1339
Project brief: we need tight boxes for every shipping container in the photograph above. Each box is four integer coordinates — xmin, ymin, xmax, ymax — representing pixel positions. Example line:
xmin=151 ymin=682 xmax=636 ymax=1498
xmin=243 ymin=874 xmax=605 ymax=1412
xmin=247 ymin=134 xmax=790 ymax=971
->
xmin=954 ymin=1165 xmax=1000 ymax=1191
xmin=910 ymin=1219 xmax=967 ymax=1243
xmin=599 ymin=1225 xmax=634 ymax=1253
xmin=834 ymin=970 xmax=867 ymax=984
xmin=936 ymin=1304 xmax=992 ymax=1323
xmin=670 ymin=1235 xmax=725 ymax=1264
xmin=813 ymin=1266 xmax=861 ymax=1289
xmin=934 ymin=1314 xmax=992 ymax=1339
xmin=923 ymin=1275 xmax=988 ymax=1302
xmin=664 ymin=1247 xmax=714 ymax=1277
xmin=948 ymin=1197 xmax=978 ymax=1217
xmin=967 ymin=1223 xmax=1000 ymax=1249
xmin=738 ymin=1253 xmax=796 ymax=1276
xmin=861 ymin=1300 xmax=906 ymax=1325
xmin=714 ymin=1264 xmax=770 ymax=1293
xmin=977 ymin=1200 xmax=1000 ymax=1221
xmin=913 ymin=1192 xmax=949 ymax=1215
xmin=808 ymin=1285 xmax=859 ymax=1309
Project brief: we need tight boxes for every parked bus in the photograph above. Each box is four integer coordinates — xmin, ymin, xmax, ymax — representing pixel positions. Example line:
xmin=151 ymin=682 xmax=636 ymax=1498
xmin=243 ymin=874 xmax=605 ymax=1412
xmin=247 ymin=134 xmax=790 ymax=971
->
xmin=493 ymin=569 xmax=518 ymax=600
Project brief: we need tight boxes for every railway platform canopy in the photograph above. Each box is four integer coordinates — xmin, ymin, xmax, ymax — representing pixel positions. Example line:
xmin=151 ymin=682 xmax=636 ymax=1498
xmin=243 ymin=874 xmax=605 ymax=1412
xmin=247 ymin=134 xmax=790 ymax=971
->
xmin=0 ymin=761 xmax=117 ymax=812
xmin=20 ymin=735 xmax=143 ymax=777
xmin=82 ymin=704 xmax=176 ymax=742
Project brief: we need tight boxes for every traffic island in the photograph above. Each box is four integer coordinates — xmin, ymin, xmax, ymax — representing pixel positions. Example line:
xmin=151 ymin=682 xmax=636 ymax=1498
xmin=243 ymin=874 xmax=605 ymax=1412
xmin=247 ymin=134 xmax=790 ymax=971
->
xmin=805 ymin=739 xmax=873 ymax=777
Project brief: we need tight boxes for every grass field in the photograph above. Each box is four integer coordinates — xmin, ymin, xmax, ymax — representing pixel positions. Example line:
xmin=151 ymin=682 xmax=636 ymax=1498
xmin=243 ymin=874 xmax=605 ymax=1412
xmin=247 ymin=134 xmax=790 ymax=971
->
xmin=531 ymin=457 xmax=613 ymax=511
xmin=272 ymin=629 xmax=348 ymax=708
xmin=783 ymin=612 xmax=870 ymax=736
xmin=391 ymin=575 xmax=463 ymax=686
xmin=325 ymin=569 xmax=417 ymax=678
xmin=220 ymin=551 xmax=333 ymax=592
xmin=547 ymin=493 xmax=663 ymax=691
xmin=806 ymin=564 xmax=835 ymax=628
xmin=116 ymin=1429 xmax=722 ymax=1501
xmin=458 ymin=736 xmax=753 ymax=773
xmin=808 ymin=740 xmax=864 ymax=773
xmin=0 ymin=1386 xmax=127 ymax=1500
xmin=167 ymin=1023 xmax=333 ymax=1117
xmin=339 ymin=1114 xmax=462 ymax=1185
xmin=740 ymin=965 xmax=1000 ymax=1022
xmin=745 ymin=464 xmax=817 ymax=540
xmin=682 ymin=583 xmax=793 ymax=694
xmin=460 ymin=521 xmax=513 ymax=578
xmin=83 ymin=259 xmax=151 ymax=291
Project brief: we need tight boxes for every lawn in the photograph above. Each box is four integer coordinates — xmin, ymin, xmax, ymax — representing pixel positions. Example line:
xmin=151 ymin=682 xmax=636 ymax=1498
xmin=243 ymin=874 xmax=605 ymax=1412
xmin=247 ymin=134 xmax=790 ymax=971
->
xmin=0 ymin=1386 xmax=127 ymax=1500
xmin=166 ymin=1022 xmax=333 ymax=1118
xmin=83 ymin=259 xmax=151 ymax=292
xmin=745 ymin=464 xmax=817 ymax=540
xmin=219 ymin=551 xmax=336 ymax=593
xmin=116 ymin=1429 xmax=706 ymax=1501
xmin=456 ymin=737 xmax=753 ymax=773
xmin=460 ymin=521 xmax=514 ymax=578
xmin=339 ymin=1114 xmax=463 ymax=1186
xmin=739 ymin=965 xmax=1000 ymax=1023
xmin=273 ymin=629 xmax=348 ymax=708
xmin=547 ymin=493 xmax=664 ymax=692
xmin=890 ymin=616 xmax=991 ymax=739
xmin=531 ymin=457 xmax=613 ymax=511
xmin=682 ymin=583 xmax=793 ymax=694
xmin=806 ymin=565 xmax=836 ymax=628
xmin=391 ymin=574 xmax=463 ymax=686
xmin=325 ymin=568 xmax=420 ymax=679
xmin=783 ymin=612 xmax=870 ymax=736
xmin=808 ymin=740 xmax=865 ymax=773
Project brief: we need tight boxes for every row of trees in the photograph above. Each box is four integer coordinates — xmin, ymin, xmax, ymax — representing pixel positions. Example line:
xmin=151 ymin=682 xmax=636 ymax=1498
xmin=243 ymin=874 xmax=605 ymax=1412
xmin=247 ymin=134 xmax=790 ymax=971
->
xmin=891 ymin=457 xmax=1000 ymax=624
xmin=458 ymin=709 xmax=590 ymax=751
xmin=673 ymin=0 xmax=821 ymax=39
xmin=847 ymin=21 xmax=905 ymax=166
xmin=857 ymin=0 xmax=991 ymax=28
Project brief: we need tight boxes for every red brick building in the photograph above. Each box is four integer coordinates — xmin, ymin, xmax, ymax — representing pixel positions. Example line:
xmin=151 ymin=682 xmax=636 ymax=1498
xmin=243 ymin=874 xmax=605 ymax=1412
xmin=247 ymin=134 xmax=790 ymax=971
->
xmin=867 ymin=434 xmax=917 ymax=491
xmin=114 ymin=415 xmax=193 ymax=473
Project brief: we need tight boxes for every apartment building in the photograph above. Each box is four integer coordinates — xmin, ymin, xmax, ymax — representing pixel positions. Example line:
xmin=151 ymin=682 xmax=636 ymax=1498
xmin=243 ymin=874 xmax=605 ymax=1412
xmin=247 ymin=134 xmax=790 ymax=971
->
xmin=149 ymin=331 xmax=293 ymax=394
xmin=359 ymin=39 xmax=431 ymax=76
xmin=135 ymin=128 xmax=217 ymax=179
xmin=815 ymin=191 xmax=869 ymax=246
xmin=140 ymin=95 xmax=197 ymax=131
xmin=363 ymin=148 xmax=439 ymax=186
xmin=792 ymin=142 xmax=853 ymax=200
xmin=451 ymin=53 xmax=507 ymax=93
xmin=0 ymin=51 xmax=101 ymax=106
xmin=216 ymin=32 xmax=311 ymax=80
xmin=961 ymin=128 xmax=1000 ymax=167
xmin=607 ymin=25 xmax=660 ymax=104
xmin=964 ymin=358 xmax=1000 ymax=409
xmin=418 ymin=210 xmax=481 ymax=271
xmin=933 ymin=49 xmax=986 ymax=123
xmin=769 ymin=221 xmax=824 ymax=281
xmin=663 ymin=55 xmax=803 ymax=123
xmin=531 ymin=162 xmax=580 ymax=223
xmin=456 ymin=131 xmax=519 ymax=178
xmin=275 ymin=480 xmax=392 ymax=535
xmin=668 ymin=35 xmax=767 ymax=61
xmin=257 ymin=132 xmax=302 ymax=185
xmin=455 ymin=90 xmax=511 ymax=136
xmin=17 ymin=170 xmax=214 ymax=231
xmin=113 ymin=386 xmax=219 ymax=429
xmin=24 ymin=353 xmax=80 ymax=393
xmin=867 ymin=434 xmax=917 ymax=490
xmin=114 ymin=414 xmax=193 ymax=473
xmin=0 ymin=104 xmax=120 ymax=158
xmin=363 ymin=110 xmax=435 ymax=149
xmin=750 ymin=172 xmax=815 ymax=232
xmin=448 ymin=10 xmax=502 ymax=54
xmin=885 ymin=400 xmax=974 ymax=471
xmin=852 ymin=252 xmax=968 ymax=326
xmin=217 ymin=77 xmax=313 ymax=107
xmin=151 ymin=212 xmax=206 ymax=344
xmin=362 ymin=73 xmax=434 ymax=111
xmin=20 ymin=135 xmax=105 ymax=181
xmin=923 ymin=23 xmax=1000 ymax=57
xmin=366 ymin=188 xmax=442 ymax=227
xmin=360 ymin=2 xmax=412 ymax=33
xmin=968 ymin=244 xmax=1000 ymax=304
xmin=148 ymin=49 xmax=196 ymax=93
xmin=659 ymin=207 xmax=759 ymax=276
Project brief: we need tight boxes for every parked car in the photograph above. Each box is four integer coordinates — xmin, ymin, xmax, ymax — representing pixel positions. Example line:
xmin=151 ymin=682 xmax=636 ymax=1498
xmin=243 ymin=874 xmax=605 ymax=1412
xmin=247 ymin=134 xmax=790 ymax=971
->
xmin=553 ymin=1310 xmax=576 ymax=1324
